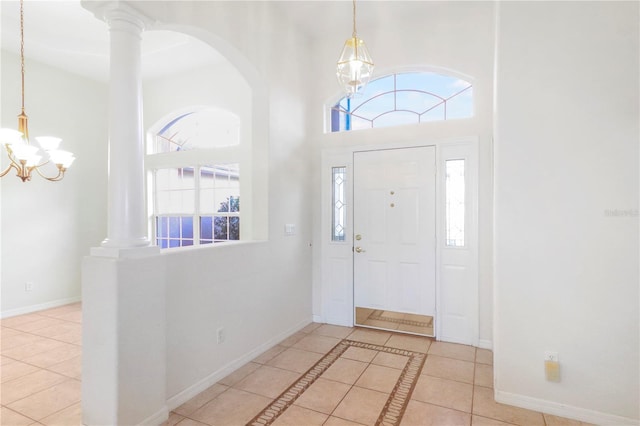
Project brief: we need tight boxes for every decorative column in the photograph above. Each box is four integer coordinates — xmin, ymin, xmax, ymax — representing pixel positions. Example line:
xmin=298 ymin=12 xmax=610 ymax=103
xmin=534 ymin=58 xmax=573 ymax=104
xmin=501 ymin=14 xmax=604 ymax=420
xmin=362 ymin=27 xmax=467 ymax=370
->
xmin=80 ymin=2 xmax=167 ymax=425
xmin=89 ymin=0 xmax=158 ymax=257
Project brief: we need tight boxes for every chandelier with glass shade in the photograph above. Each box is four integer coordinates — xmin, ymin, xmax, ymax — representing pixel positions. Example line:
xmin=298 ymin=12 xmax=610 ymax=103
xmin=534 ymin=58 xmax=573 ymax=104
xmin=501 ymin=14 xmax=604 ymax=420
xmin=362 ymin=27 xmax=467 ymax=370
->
xmin=336 ymin=0 xmax=374 ymax=98
xmin=0 ymin=0 xmax=75 ymax=182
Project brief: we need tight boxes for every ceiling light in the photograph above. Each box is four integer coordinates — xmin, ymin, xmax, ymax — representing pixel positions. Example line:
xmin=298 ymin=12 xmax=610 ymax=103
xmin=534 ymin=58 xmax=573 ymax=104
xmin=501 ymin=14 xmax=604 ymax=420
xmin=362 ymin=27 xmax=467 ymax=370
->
xmin=336 ymin=0 xmax=374 ymax=98
xmin=0 ymin=0 xmax=75 ymax=182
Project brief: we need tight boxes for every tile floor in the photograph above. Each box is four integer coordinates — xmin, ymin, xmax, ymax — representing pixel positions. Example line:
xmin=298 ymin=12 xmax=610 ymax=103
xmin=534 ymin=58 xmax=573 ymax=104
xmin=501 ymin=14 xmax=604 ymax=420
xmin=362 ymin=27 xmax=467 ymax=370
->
xmin=1 ymin=303 xmax=591 ymax=426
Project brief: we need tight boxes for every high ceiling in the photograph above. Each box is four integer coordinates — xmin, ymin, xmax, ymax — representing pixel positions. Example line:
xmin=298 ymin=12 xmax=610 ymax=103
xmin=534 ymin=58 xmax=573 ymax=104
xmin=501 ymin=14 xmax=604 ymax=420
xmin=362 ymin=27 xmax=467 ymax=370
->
xmin=0 ymin=0 xmax=383 ymax=82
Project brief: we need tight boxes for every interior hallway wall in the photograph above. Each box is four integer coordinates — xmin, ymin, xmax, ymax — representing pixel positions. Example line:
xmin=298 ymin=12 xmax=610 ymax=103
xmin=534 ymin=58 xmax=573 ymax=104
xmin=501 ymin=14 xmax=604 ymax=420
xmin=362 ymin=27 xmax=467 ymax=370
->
xmin=494 ymin=1 xmax=639 ymax=422
xmin=0 ymin=50 xmax=107 ymax=316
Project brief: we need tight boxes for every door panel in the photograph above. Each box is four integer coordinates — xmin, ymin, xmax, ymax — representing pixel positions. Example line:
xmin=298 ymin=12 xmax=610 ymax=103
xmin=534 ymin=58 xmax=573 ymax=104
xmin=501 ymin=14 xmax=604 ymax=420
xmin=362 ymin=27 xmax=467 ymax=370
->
xmin=353 ymin=147 xmax=436 ymax=336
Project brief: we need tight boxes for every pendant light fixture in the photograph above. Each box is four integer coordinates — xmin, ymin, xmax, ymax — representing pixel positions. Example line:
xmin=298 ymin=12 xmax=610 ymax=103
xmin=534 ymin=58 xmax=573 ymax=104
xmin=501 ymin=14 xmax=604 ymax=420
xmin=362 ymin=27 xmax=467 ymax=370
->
xmin=0 ymin=0 xmax=75 ymax=182
xmin=336 ymin=0 xmax=374 ymax=98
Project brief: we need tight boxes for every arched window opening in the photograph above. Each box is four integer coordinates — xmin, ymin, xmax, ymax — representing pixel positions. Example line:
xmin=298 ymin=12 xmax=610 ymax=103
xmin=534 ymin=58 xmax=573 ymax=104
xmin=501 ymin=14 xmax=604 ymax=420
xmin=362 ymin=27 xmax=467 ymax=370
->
xmin=147 ymin=107 xmax=242 ymax=249
xmin=330 ymin=72 xmax=473 ymax=132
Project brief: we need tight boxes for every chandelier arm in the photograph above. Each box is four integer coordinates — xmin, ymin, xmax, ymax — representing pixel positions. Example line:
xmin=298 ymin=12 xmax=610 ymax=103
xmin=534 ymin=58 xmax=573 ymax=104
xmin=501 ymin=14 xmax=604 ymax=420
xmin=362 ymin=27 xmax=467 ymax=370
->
xmin=0 ymin=163 xmax=17 ymax=178
xmin=33 ymin=163 xmax=65 ymax=182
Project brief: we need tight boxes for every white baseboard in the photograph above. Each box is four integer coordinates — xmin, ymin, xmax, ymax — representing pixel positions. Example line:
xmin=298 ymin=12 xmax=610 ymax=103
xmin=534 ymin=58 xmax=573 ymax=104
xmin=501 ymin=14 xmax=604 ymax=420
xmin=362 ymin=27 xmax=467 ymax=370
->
xmin=138 ymin=406 xmax=169 ymax=426
xmin=495 ymin=390 xmax=639 ymax=426
xmin=166 ymin=317 xmax=313 ymax=411
xmin=312 ymin=314 xmax=323 ymax=323
xmin=477 ymin=339 xmax=493 ymax=350
xmin=1 ymin=296 xmax=81 ymax=319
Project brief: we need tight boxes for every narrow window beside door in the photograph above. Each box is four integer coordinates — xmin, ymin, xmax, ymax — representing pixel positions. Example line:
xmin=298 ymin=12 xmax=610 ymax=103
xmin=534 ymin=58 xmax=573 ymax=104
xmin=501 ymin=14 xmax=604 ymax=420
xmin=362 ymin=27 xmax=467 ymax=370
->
xmin=332 ymin=167 xmax=347 ymax=241
xmin=445 ymin=159 xmax=465 ymax=247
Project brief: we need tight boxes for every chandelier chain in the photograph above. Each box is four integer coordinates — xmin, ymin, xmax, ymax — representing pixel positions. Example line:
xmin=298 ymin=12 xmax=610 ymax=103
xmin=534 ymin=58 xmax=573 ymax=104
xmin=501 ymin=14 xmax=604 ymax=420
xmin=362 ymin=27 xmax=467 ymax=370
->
xmin=20 ymin=0 xmax=25 ymax=113
xmin=352 ymin=0 xmax=357 ymax=38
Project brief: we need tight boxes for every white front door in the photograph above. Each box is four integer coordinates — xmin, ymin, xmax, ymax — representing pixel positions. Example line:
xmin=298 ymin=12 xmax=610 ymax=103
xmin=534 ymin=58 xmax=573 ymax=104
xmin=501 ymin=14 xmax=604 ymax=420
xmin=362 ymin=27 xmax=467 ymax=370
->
xmin=353 ymin=147 xmax=436 ymax=335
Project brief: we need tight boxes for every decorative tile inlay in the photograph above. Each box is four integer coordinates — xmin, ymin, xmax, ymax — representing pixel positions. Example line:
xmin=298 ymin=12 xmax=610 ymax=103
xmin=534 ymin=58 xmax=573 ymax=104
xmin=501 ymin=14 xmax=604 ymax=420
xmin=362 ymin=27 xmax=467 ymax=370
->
xmin=367 ymin=310 xmax=433 ymax=328
xmin=247 ymin=339 xmax=427 ymax=426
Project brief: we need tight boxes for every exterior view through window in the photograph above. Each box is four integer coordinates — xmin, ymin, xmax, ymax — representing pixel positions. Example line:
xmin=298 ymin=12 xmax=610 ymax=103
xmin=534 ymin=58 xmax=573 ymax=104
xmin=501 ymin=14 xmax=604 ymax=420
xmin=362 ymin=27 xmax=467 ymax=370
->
xmin=149 ymin=108 xmax=241 ymax=249
xmin=330 ymin=72 xmax=473 ymax=132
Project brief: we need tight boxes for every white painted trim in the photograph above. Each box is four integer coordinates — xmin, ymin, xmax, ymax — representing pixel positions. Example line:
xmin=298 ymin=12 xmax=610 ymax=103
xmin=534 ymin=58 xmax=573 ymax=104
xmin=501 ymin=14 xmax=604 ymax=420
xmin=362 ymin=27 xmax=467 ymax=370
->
xmin=312 ymin=315 xmax=323 ymax=323
xmin=138 ymin=406 xmax=169 ymax=426
xmin=1 ymin=296 xmax=82 ymax=319
xmin=495 ymin=390 xmax=639 ymax=426
xmin=477 ymin=339 xmax=493 ymax=350
xmin=165 ymin=317 xmax=312 ymax=411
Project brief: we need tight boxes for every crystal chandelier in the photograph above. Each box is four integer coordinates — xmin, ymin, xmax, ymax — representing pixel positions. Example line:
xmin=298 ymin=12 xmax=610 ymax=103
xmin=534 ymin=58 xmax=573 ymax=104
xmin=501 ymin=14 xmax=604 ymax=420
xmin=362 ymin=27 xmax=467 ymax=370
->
xmin=0 ymin=0 xmax=75 ymax=182
xmin=336 ymin=0 xmax=374 ymax=98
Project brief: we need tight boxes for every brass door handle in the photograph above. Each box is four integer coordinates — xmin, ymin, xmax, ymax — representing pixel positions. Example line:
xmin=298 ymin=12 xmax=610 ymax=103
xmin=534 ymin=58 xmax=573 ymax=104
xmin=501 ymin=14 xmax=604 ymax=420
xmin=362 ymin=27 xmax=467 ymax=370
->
xmin=355 ymin=246 xmax=366 ymax=253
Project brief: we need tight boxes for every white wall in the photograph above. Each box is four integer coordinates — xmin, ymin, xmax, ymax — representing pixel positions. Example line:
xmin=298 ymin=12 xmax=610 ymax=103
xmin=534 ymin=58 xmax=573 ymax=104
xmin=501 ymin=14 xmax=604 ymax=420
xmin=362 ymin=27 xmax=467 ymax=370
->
xmin=306 ymin=1 xmax=496 ymax=345
xmin=0 ymin=50 xmax=107 ymax=316
xmin=131 ymin=0 xmax=314 ymax=404
xmin=494 ymin=2 xmax=639 ymax=423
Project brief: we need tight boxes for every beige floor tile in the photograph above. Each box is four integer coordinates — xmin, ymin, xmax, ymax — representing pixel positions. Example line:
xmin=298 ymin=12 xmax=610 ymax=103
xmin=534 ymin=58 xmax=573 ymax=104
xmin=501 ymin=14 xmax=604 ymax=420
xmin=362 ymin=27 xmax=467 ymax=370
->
xmin=385 ymin=334 xmax=431 ymax=353
xmin=163 ymin=412 xmax=186 ymax=426
xmin=422 ymin=355 xmax=475 ymax=384
xmin=46 ymin=329 xmax=83 ymax=345
xmin=234 ymin=365 xmax=300 ymax=399
xmin=1 ymin=313 xmax=47 ymax=329
xmin=1 ymin=370 xmax=68 ymax=404
xmin=31 ymin=323 xmax=81 ymax=339
xmin=472 ymin=386 xmax=545 ymax=426
xmin=400 ymin=400 xmax=471 ymax=426
xmin=312 ymin=324 xmax=354 ymax=339
xmin=6 ymin=318 xmax=68 ymax=334
xmin=37 ymin=304 xmax=81 ymax=319
xmin=475 ymin=363 xmax=493 ymax=388
xmin=267 ymin=347 xmax=323 ymax=373
xmin=0 ymin=406 xmax=37 ymax=425
xmin=46 ymin=355 xmax=82 ymax=379
xmin=543 ymin=413 xmax=594 ymax=426
xmin=51 ymin=311 xmax=82 ymax=324
xmin=1 ymin=355 xmax=16 ymax=365
xmin=217 ymin=362 xmax=260 ymax=386
xmin=472 ymin=415 xmax=517 ymax=425
xmin=175 ymin=418 xmax=209 ymax=426
xmin=1 ymin=333 xmax=44 ymax=352
xmin=354 ymin=364 xmax=401 ymax=394
xmin=21 ymin=344 xmax=81 ymax=368
xmin=7 ymin=378 xmax=81 ymax=421
xmin=347 ymin=329 xmax=392 ymax=345
xmin=279 ymin=331 xmax=307 ymax=347
xmin=292 ymin=334 xmax=342 ymax=354
xmin=332 ymin=386 xmax=389 ymax=425
xmin=397 ymin=323 xmax=433 ymax=335
xmin=300 ymin=322 xmax=322 ymax=333
xmin=340 ymin=347 xmax=378 ymax=363
xmin=371 ymin=351 xmax=409 ymax=370
xmin=294 ymin=378 xmax=351 ymax=414
xmin=2 ymin=338 xmax=67 ymax=361
xmin=476 ymin=348 xmax=493 ymax=365
xmin=39 ymin=401 xmax=82 ymax=426
xmin=321 ymin=358 xmax=369 ymax=385
xmin=190 ymin=388 xmax=271 ymax=426
xmin=1 ymin=327 xmax=23 ymax=338
xmin=323 ymin=416 xmax=367 ymax=426
xmin=411 ymin=375 xmax=473 ymax=413
xmin=272 ymin=405 xmax=328 ymax=425
xmin=173 ymin=383 xmax=229 ymax=416
xmin=252 ymin=345 xmax=287 ymax=364
xmin=428 ymin=341 xmax=476 ymax=362
xmin=0 ymin=359 xmax=39 ymax=383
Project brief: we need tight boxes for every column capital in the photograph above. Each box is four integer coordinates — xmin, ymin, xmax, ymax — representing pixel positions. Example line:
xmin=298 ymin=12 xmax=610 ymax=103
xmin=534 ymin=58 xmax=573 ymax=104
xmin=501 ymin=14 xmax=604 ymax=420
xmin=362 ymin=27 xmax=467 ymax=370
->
xmin=81 ymin=0 xmax=154 ymax=32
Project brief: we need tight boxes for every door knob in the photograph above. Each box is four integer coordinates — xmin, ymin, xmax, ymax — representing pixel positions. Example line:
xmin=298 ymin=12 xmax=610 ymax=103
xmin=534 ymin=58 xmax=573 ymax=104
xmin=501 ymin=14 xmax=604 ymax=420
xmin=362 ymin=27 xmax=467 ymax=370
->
xmin=355 ymin=246 xmax=366 ymax=253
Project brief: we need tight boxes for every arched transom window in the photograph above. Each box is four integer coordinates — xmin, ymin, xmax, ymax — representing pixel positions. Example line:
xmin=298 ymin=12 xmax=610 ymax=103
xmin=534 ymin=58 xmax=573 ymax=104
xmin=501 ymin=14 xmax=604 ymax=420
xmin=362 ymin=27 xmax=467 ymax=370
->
xmin=330 ymin=72 xmax=473 ymax=132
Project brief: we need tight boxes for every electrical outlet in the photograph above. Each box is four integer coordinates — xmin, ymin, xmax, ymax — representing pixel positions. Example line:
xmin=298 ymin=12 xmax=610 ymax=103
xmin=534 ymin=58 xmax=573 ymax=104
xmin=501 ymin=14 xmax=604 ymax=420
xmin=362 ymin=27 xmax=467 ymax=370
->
xmin=544 ymin=351 xmax=558 ymax=363
xmin=25 ymin=281 xmax=34 ymax=292
xmin=216 ymin=327 xmax=225 ymax=344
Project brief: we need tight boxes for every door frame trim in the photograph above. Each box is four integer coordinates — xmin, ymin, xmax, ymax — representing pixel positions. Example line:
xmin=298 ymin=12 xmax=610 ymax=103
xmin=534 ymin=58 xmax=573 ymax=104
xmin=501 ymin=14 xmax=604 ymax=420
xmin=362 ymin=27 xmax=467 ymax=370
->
xmin=319 ymin=137 xmax=479 ymax=346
